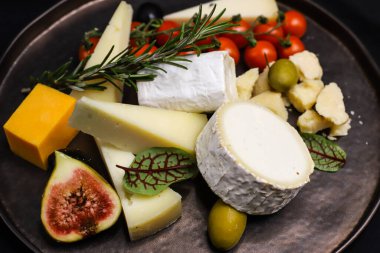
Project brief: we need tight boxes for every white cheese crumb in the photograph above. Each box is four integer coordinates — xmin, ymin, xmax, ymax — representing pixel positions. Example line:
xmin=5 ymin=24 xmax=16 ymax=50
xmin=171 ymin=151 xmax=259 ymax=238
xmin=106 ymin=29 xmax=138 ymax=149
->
xmin=359 ymin=120 xmax=363 ymax=125
xmin=350 ymin=110 xmax=355 ymax=116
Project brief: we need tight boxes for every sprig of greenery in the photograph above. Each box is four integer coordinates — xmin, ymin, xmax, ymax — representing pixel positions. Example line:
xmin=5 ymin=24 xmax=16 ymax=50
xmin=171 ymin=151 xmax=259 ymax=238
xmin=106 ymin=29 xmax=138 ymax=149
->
xmin=28 ymin=5 xmax=236 ymax=93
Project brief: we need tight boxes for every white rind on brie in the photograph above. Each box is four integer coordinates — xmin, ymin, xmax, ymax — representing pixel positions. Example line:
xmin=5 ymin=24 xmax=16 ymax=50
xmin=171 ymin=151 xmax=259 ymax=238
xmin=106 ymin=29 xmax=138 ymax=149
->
xmin=196 ymin=101 xmax=314 ymax=215
xmin=137 ymin=51 xmax=238 ymax=113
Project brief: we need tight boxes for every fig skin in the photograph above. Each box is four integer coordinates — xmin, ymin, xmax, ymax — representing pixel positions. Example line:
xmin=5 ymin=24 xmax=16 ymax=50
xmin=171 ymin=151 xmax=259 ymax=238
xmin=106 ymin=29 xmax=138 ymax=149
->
xmin=41 ymin=151 xmax=121 ymax=243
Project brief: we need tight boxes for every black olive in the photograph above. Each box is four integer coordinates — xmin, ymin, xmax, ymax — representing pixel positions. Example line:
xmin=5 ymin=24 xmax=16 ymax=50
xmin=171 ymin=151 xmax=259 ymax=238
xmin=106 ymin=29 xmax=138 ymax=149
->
xmin=135 ymin=2 xmax=163 ymax=23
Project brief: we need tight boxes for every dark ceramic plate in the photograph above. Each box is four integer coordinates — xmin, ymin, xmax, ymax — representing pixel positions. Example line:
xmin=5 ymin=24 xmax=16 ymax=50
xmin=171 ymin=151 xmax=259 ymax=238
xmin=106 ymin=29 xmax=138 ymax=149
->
xmin=0 ymin=0 xmax=379 ymax=252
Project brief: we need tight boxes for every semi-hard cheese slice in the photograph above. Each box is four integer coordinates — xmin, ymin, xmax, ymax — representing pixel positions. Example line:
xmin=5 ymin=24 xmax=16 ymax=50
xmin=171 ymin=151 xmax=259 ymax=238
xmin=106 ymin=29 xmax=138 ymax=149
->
xmin=97 ymin=140 xmax=181 ymax=240
xmin=196 ymin=101 xmax=314 ymax=215
xmin=164 ymin=0 xmax=278 ymax=23
xmin=137 ymin=51 xmax=238 ymax=113
xmin=69 ymin=97 xmax=208 ymax=154
xmin=70 ymin=1 xmax=133 ymax=102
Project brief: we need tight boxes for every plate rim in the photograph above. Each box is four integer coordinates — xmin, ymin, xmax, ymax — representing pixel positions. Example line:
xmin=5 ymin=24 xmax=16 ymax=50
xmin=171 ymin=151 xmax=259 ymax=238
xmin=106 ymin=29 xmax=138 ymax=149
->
xmin=0 ymin=0 xmax=379 ymax=252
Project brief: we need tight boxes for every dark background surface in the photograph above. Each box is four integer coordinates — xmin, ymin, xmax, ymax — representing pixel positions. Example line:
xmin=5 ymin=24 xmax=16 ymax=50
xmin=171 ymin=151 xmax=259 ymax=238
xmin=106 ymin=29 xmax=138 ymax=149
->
xmin=0 ymin=0 xmax=379 ymax=252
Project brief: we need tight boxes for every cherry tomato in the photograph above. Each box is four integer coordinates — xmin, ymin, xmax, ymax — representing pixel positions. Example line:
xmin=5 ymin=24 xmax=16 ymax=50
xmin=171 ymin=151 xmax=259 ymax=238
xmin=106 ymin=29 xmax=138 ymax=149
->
xmin=278 ymin=35 xmax=305 ymax=58
xmin=130 ymin=21 xmax=143 ymax=47
xmin=78 ymin=36 xmax=100 ymax=61
xmin=282 ymin=10 xmax=307 ymax=38
xmin=214 ymin=37 xmax=240 ymax=64
xmin=178 ymin=46 xmax=197 ymax=56
xmin=253 ymin=22 xmax=284 ymax=47
xmin=224 ymin=18 xmax=251 ymax=49
xmin=244 ymin=40 xmax=277 ymax=70
xmin=156 ymin=20 xmax=180 ymax=46
xmin=133 ymin=44 xmax=157 ymax=57
xmin=196 ymin=36 xmax=213 ymax=46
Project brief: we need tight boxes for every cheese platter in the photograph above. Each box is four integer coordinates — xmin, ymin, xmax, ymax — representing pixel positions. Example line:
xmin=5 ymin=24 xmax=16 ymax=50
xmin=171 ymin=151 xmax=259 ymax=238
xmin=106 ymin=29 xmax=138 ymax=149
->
xmin=0 ymin=0 xmax=379 ymax=252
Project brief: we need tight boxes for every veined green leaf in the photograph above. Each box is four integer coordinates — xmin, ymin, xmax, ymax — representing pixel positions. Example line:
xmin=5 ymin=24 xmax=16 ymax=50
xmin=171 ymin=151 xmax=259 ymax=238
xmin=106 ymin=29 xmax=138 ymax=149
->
xmin=117 ymin=147 xmax=197 ymax=196
xmin=301 ymin=133 xmax=346 ymax=172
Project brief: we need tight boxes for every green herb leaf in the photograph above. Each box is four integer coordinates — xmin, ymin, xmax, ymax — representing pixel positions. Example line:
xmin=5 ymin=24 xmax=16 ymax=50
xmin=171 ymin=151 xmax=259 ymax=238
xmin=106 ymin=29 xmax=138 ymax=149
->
xmin=117 ymin=147 xmax=197 ymax=196
xmin=301 ymin=133 xmax=346 ymax=172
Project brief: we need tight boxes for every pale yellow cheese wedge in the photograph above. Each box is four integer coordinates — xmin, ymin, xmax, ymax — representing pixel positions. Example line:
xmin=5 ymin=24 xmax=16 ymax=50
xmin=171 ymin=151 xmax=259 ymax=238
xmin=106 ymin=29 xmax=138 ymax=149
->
xmin=69 ymin=97 xmax=208 ymax=154
xmin=97 ymin=140 xmax=182 ymax=241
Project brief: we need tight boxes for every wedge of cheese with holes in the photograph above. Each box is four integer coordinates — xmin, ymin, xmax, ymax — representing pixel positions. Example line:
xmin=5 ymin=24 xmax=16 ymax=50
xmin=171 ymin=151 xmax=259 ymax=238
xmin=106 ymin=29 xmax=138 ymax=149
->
xmin=98 ymin=141 xmax=181 ymax=241
xmin=196 ymin=101 xmax=314 ymax=215
xmin=137 ymin=51 xmax=237 ymax=113
xmin=69 ymin=97 xmax=208 ymax=154
xmin=164 ymin=0 xmax=278 ymax=24
xmin=70 ymin=1 xmax=133 ymax=102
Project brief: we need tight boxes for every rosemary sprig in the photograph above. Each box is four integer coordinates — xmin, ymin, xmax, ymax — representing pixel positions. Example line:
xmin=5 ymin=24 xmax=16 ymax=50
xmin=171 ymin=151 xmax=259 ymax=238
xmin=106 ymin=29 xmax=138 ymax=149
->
xmin=28 ymin=5 xmax=236 ymax=93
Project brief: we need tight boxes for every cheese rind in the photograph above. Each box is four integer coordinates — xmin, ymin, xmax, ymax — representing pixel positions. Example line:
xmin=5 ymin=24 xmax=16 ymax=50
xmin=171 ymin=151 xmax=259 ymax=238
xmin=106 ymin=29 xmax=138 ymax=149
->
xmin=96 ymin=140 xmax=181 ymax=241
xmin=137 ymin=51 xmax=237 ymax=113
xmin=3 ymin=84 xmax=78 ymax=169
xmin=164 ymin=0 xmax=279 ymax=23
xmin=196 ymin=101 xmax=314 ymax=214
xmin=69 ymin=97 xmax=208 ymax=154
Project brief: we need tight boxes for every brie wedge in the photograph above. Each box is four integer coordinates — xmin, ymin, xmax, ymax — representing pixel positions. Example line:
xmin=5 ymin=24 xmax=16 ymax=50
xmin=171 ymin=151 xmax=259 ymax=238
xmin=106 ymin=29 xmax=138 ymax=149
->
xmin=196 ymin=101 xmax=314 ymax=215
xmin=137 ymin=51 xmax=237 ymax=113
xmin=164 ymin=0 xmax=278 ymax=23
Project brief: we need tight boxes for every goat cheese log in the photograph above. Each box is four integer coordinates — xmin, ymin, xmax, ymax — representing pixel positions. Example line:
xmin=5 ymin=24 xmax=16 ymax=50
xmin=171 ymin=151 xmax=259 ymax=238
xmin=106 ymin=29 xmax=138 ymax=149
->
xmin=196 ymin=101 xmax=314 ymax=215
xmin=137 ymin=51 xmax=238 ymax=113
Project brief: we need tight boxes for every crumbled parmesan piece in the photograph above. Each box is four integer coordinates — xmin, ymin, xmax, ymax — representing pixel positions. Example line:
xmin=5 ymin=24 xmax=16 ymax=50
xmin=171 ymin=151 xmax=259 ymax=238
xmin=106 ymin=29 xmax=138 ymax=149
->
xmin=329 ymin=118 xmax=351 ymax=137
xmin=236 ymin=68 xmax=259 ymax=100
xmin=297 ymin=109 xmax=332 ymax=133
xmin=289 ymin=51 xmax=323 ymax=80
xmin=288 ymin=79 xmax=324 ymax=112
xmin=315 ymin=83 xmax=349 ymax=125
xmin=253 ymin=63 xmax=273 ymax=96
xmin=251 ymin=91 xmax=288 ymax=121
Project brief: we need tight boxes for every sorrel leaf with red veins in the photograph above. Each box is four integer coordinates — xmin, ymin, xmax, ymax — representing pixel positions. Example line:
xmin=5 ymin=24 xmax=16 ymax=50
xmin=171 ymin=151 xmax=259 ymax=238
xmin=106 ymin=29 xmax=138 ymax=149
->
xmin=301 ymin=133 xmax=346 ymax=172
xmin=117 ymin=147 xmax=197 ymax=196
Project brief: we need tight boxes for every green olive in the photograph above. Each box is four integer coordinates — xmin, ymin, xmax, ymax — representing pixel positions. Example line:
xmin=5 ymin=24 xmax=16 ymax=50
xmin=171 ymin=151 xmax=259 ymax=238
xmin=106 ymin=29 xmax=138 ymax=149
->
xmin=208 ymin=199 xmax=247 ymax=251
xmin=268 ymin=59 xmax=299 ymax=92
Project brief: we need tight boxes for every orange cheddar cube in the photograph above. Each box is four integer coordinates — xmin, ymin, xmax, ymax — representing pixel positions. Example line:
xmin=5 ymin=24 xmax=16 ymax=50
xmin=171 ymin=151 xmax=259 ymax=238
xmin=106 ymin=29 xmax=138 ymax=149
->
xmin=3 ymin=84 xmax=78 ymax=169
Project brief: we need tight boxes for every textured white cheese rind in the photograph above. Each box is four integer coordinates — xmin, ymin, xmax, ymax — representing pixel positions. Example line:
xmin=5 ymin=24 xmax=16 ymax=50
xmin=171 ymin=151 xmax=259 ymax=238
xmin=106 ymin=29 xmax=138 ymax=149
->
xmin=137 ymin=51 xmax=238 ymax=113
xmin=196 ymin=102 xmax=314 ymax=215
xmin=164 ymin=0 xmax=278 ymax=23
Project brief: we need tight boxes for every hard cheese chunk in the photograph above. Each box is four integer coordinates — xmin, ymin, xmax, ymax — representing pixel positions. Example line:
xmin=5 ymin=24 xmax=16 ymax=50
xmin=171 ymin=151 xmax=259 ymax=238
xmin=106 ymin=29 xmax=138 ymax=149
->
xmin=3 ymin=84 xmax=78 ymax=169
xmin=289 ymin=51 xmax=323 ymax=81
xmin=297 ymin=109 xmax=332 ymax=134
xmin=69 ymin=97 xmax=208 ymax=154
xmin=251 ymin=91 xmax=288 ymax=121
xmin=236 ymin=68 xmax=259 ymax=100
xmin=137 ymin=51 xmax=238 ymax=113
xmin=98 ymin=140 xmax=181 ymax=240
xmin=164 ymin=0 xmax=278 ymax=23
xmin=288 ymin=79 xmax=324 ymax=112
xmin=70 ymin=1 xmax=133 ymax=101
xmin=196 ymin=101 xmax=314 ymax=214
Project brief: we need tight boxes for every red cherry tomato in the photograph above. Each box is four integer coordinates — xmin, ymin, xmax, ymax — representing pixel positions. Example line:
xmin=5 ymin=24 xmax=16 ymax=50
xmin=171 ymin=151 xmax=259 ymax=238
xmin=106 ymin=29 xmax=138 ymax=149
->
xmin=224 ymin=18 xmax=251 ymax=49
xmin=78 ymin=36 xmax=100 ymax=61
xmin=244 ymin=40 xmax=277 ymax=70
xmin=282 ymin=10 xmax=307 ymax=38
xmin=214 ymin=37 xmax=240 ymax=64
xmin=130 ymin=21 xmax=143 ymax=47
xmin=253 ymin=22 xmax=284 ymax=47
xmin=156 ymin=20 xmax=180 ymax=46
xmin=133 ymin=44 xmax=157 ymax=57
xmin=196 ymin=36 xmax=213 ymax=46
xmin=278 ymin=36 xmax=305 ymax=58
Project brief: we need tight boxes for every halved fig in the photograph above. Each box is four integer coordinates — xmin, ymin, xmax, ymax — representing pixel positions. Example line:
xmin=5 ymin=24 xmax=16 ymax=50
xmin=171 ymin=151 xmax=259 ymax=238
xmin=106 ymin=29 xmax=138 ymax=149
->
xmin=41 ymin=151 xmax=121 ymax=242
